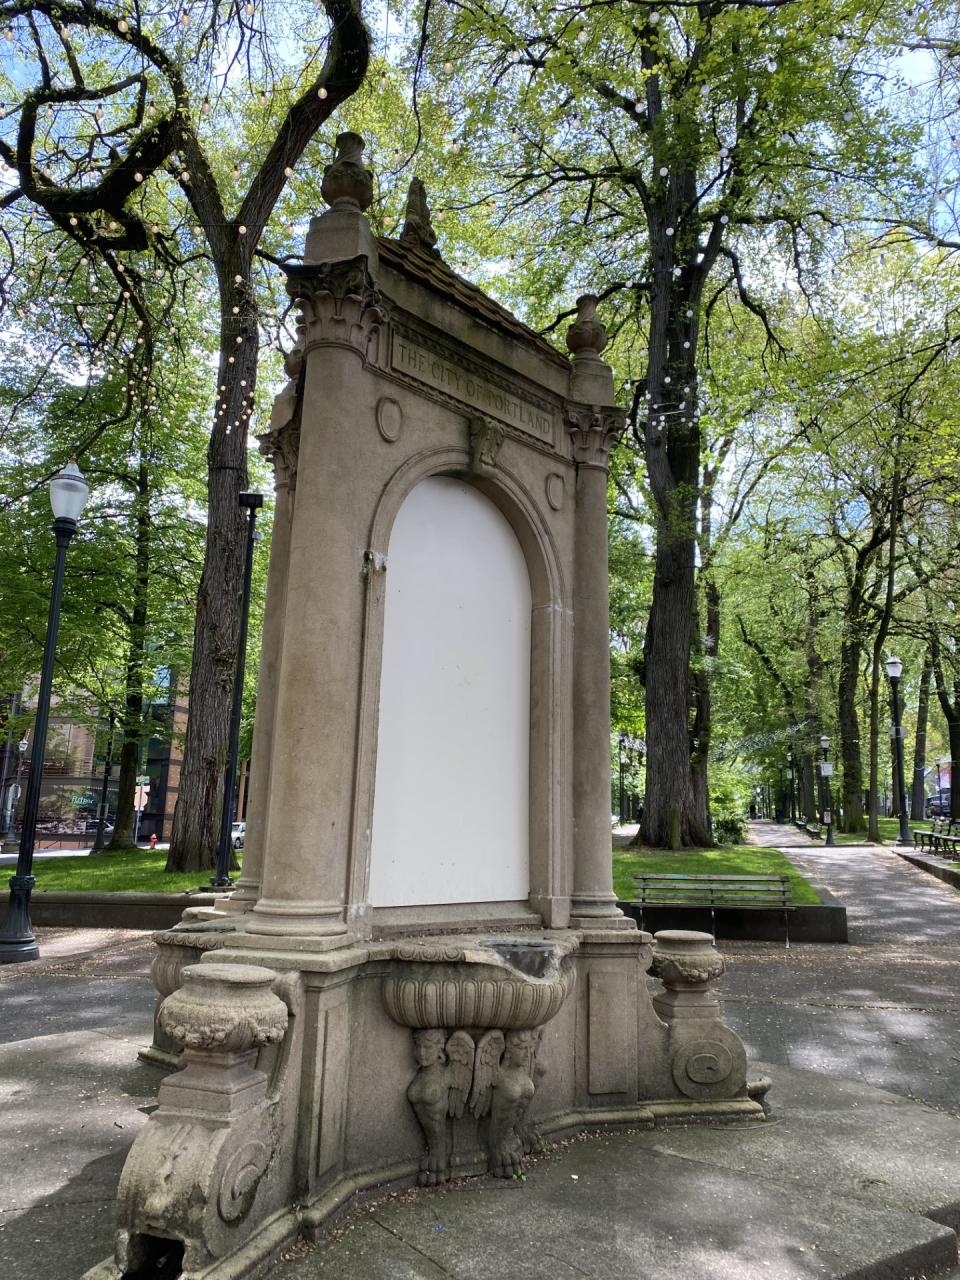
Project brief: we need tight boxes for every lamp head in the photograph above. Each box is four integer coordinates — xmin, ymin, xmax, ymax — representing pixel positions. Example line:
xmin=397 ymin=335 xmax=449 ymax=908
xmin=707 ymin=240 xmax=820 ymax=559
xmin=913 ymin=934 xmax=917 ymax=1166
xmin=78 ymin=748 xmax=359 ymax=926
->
xmin=49 ymin=459 xmax=89 ymax=523
xmin=885 ymin=655 xmax=903 ymax=680
xmin=820 ymin=735 xmax=829 ymax=751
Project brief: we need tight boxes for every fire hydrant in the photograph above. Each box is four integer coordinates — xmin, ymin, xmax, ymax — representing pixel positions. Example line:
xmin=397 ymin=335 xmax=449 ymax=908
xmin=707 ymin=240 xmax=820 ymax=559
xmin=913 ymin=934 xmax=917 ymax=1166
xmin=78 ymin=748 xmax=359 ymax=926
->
xmin=148 ymin=833 xmax=158 ymax=850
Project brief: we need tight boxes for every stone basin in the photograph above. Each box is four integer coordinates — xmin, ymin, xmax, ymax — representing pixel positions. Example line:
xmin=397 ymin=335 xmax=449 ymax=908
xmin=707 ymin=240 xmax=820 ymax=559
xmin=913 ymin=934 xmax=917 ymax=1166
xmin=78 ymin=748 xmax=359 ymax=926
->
xmin=381 ymin=934 xmax=577 ymax=1030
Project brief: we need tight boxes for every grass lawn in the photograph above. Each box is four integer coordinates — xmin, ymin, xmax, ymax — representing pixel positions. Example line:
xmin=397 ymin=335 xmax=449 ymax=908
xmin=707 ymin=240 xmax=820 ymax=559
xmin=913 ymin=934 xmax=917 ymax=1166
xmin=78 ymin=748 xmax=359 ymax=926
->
xmin=25 ymin=847 xmax=234 ymax=894
xmin=612 ymin=844 xmax=821 ymax=905
xmin=829 ymin=816 xmax=923 ymax=846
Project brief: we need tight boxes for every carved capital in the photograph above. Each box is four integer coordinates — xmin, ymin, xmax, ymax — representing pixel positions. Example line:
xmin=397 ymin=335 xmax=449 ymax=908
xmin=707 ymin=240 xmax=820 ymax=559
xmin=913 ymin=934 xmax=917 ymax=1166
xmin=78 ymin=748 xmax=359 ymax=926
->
xmin=158 ymin=963 xmax=288 ymax=1055
xmin=284 ymin=255 xmax=387 ymax=362
xmin=468 ymin=415 xmax=505 ymax=473
xmin=258 ymin=414 xmax=301 ymax=493
xmin=566 ymin=405 xmax=626 ymax=468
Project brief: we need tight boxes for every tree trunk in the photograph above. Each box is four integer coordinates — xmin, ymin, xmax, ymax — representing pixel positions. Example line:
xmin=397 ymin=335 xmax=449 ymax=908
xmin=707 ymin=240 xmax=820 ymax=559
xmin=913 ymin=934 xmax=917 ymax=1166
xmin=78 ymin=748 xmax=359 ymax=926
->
xmin=801 ymin=753 xmax=817 ymax=820
xmin=167 ymin=284 xmax=255 ymax=872
xmin=642 ymin=529 xmax=701 ymax=847
xmin=689 ymin=575 xmax=720 ymax=843
xmin=801 ymin=570 xmax=825 ymax=822
xmin=867 ymin=461 xmax=900 ymax=842
xmin=930 ymin=635 xmax=960 ymax=823
xmin=640 ymin=240 xmax=713 ymax=849
xmin=866 ymin=652 xmax=882 ymax=841
xmin=910 ymin=658 xmax=932 ymax=819
xmin=107 ymin=460 xmax=150 ymax=851
xmin=837 ymin=636 xmax=865 ymax=832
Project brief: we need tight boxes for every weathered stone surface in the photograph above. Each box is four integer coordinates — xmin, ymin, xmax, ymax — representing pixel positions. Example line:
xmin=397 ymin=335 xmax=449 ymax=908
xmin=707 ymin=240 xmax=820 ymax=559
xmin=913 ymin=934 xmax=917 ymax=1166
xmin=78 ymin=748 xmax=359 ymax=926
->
xmin=271 ymin=1112 xmax=959 ymax=1280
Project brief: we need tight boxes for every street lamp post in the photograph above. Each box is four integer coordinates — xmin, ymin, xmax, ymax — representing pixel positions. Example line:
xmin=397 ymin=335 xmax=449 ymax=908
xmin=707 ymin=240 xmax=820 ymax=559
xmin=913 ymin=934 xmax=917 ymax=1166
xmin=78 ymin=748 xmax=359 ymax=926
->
xmin=786 ymin=750 xmax=796 ymax=824
xmin=91 ymin=713 xmax=115 ymax=853
xmin=213 ymin=492 xmax=264 ymax=889
xmin=0 ymin=461 xmax=89 ymax=964
xmin=1 ymin=736 xmax=28 ymax=841
xmin=820 ymin=735 xmax=835 ymax=847
xmin=617 ymin=733 xmax=626 ymax=824
xmin=885 ymin=656 xmax=913 ymax=847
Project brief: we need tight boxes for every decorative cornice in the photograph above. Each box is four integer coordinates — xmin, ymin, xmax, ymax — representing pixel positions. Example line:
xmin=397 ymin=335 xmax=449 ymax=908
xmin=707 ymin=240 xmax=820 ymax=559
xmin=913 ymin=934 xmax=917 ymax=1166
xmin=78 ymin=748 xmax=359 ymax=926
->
xmin=284 ymin=255 xmax=387 ymax=362
xmin=566 ymin=405 xmax=627 ymax=469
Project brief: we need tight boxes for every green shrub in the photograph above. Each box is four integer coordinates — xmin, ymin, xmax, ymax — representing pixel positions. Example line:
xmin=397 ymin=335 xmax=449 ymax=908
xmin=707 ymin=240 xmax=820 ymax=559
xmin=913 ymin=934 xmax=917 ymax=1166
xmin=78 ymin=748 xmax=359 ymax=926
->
xmin=712 ymin=812 xmax=747 ymax=845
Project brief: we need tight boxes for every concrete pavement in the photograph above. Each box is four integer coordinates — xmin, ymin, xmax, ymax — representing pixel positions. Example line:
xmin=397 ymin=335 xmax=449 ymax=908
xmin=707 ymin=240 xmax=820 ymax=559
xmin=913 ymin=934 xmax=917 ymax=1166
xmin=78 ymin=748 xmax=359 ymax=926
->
xmin=6 ymin=829 xmax=960 ymax=1277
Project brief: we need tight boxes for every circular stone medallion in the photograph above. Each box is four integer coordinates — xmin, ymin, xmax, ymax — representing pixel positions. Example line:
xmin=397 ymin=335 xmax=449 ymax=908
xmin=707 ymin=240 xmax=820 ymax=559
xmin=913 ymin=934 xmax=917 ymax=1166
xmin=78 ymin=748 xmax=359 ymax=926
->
xmin=376 ymin=396 xmax=403 ymax=442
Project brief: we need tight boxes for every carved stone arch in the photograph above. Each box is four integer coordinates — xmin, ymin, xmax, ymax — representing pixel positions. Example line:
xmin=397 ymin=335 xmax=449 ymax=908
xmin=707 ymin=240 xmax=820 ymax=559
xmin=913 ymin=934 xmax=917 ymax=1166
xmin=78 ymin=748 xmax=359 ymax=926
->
xmin=346 ymin=447 xmax=572 ymax=932
xmin=366 ymin=446 xmax=566 ymax=612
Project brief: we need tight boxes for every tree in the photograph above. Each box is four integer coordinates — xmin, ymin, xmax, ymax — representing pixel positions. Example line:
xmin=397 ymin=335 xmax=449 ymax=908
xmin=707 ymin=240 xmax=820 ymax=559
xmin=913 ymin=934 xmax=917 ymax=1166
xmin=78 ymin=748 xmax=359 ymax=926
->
xmin=408 ymin=0 xmax=932 ymax=845
xmin=0 ymin=250 xmax=214 ymax=847
xmin=1 ymin=0 xmax=370 ymax=869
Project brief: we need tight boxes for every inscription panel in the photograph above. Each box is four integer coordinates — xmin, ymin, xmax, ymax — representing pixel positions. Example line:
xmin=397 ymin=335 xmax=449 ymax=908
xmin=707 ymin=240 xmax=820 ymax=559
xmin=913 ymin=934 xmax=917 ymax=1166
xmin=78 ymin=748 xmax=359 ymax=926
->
xmin=391 ymin=331 xmax=555 ymax=444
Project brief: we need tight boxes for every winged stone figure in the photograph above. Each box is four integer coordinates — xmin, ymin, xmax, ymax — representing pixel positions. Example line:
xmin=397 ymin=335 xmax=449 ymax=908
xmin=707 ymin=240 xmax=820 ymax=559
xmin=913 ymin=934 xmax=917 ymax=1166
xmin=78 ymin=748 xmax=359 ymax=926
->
xmin=406 ymin=1028 xmax=476 ymax=1186
xmin=469 ymin=1029 xmax=506 ymax=1121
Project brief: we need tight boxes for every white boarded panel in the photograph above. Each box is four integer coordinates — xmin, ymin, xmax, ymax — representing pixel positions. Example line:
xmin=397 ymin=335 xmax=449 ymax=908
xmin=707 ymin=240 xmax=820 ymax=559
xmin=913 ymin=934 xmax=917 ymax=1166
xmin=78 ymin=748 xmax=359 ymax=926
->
xmin=369 ymin=476 xmax=531 ymax=906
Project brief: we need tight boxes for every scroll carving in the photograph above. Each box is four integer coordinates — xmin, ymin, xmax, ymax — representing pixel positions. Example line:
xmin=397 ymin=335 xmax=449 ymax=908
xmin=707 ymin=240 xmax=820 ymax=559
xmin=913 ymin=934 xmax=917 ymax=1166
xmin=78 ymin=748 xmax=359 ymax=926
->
xmin=112 ymin=964 xmax=300 ymax=1275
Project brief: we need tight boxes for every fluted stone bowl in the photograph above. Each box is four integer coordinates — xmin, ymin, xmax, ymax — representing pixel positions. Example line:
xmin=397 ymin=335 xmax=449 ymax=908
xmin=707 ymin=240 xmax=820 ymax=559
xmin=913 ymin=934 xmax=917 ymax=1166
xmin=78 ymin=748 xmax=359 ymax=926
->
xmin=381 ymin=937 xmax=576 ymax=1030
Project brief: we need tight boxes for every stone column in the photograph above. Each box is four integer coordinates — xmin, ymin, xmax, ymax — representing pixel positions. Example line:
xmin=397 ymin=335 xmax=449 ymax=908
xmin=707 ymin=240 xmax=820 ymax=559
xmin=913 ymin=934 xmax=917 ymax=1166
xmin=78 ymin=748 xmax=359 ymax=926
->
xmin=565 ymin=297 xmax=630 ymax=927
xmin=223 ymin=380 xmax=300 ymax=914
xmin=243 ymin=133 xmax=384 ymax=944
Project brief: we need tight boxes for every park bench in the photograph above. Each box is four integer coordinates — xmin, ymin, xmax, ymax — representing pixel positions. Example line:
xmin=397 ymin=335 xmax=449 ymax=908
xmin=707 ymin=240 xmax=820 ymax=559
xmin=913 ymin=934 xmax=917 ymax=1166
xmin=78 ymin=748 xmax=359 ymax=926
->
xmin=632 ymin=873 xmax=794 ymax=947
xmin=915 ymin=817 xmax=960 ymax=857
xmin=805 ymin=821 xmax=822 ymax=840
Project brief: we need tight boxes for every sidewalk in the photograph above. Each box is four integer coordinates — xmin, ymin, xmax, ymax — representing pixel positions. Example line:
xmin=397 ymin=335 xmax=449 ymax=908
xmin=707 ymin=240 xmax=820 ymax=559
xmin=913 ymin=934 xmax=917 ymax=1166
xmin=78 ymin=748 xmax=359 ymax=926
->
xmin=723 ymin=820 xmax=960 ymax=1112
xmin=6 ymin=830 xmax=960 ymax=1278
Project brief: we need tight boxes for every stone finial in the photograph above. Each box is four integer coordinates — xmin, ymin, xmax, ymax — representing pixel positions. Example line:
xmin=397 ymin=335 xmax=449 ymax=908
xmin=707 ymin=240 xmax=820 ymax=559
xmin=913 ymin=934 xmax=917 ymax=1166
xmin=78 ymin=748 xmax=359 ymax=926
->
xmin=566 ymin=294 xmax=609 ymax=359
xmin=321 ymin=131 xmax=374 ymax=213
xmin=400 ymin=177 xmax=438 ymax=253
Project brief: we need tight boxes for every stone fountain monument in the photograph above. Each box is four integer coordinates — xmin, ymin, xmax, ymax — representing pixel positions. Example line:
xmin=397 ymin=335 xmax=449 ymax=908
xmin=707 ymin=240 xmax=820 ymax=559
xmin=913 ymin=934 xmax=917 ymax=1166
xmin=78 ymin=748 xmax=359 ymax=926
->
xmin=86 ymin=135 xmax=763 ymax=1280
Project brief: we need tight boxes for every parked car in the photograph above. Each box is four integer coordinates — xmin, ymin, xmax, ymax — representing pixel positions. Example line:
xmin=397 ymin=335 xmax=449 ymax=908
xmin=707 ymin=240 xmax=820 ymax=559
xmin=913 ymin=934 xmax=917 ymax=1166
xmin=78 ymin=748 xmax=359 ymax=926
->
xmin=927 ymin=793 xmax=952 ymax=818
xmin=231 ymin=821 xmax=245 ymax=850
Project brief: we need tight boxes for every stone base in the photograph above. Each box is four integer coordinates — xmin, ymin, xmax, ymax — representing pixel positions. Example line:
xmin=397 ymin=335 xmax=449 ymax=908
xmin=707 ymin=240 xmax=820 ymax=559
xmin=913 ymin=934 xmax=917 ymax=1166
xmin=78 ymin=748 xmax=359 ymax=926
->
xmin=85 ymin=927 xmax=761 ymax=1279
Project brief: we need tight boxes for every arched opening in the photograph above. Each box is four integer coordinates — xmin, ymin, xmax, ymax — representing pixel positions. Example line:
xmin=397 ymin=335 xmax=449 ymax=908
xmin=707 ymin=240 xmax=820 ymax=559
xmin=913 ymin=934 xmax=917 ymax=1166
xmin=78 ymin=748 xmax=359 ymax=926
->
xmin=369 ymin=475 xmax=531 ymax=907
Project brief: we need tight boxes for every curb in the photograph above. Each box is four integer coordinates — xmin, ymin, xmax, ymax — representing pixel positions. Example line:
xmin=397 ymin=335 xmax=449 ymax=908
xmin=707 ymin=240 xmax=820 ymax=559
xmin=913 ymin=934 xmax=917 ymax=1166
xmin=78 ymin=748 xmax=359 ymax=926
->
xmin=896 ymin=848 xmax=960 ymax=893
xmin=28 ymin=890 xmax=219 ymax=930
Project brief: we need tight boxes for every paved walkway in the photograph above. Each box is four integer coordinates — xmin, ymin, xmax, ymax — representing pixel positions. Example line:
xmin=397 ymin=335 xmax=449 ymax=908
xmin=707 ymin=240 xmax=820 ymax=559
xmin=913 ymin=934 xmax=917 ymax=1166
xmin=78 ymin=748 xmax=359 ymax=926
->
xmin=6 ymin=833 xmax=960 ymax=1277
xmin=718 ymin=821 xmax=960 ymax=1114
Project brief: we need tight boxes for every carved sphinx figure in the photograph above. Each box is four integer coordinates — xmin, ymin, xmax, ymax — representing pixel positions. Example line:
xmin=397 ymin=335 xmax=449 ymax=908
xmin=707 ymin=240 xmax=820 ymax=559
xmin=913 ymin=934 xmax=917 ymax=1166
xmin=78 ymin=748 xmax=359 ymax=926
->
xmin=407 ymin=1029 xmax=474 ymax=1186
xmin=469 ymin=1028 xmax=541 ymax=1178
